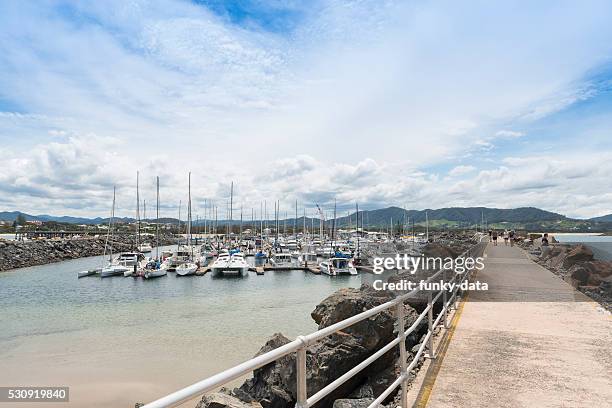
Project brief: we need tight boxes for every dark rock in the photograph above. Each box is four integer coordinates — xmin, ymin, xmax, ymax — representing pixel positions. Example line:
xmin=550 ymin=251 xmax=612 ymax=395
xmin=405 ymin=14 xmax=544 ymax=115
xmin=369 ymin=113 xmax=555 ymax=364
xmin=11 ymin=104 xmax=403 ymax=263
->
xmin=196 ymin=392 xmax=262 ymax=408
xmin=567 ymin=265 xmax=591 ymax=287
xmin=562 ymin=244 xmax=594 ymax=269
xmin=332 ymin=398 xmax=375 ymax=408
xmin=422 ymin=243 xmax=459 ymax=259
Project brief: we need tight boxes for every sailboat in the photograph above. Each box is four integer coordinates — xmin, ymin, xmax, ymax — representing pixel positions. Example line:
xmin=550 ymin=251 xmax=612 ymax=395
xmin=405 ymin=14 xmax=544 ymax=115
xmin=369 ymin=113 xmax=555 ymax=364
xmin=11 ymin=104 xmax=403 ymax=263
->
xmin=101 ymin=187 xmax=130 ymax=277
xmin=126 ymin=172 xmax=148 ymax=276
xmin=145 ymin=176 xmax=168 ymax=279
xmin=177 ymin=172 xmax=198 ymax=276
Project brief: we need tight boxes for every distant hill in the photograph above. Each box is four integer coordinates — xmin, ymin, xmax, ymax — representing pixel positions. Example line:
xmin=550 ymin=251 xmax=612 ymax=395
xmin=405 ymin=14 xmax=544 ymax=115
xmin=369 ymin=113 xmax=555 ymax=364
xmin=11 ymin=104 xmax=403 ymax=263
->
xmin=0 ymin=211 xmax=178 ymax=225
xmin=590 ymin=214 xmax=612 ymax=222
xmin=333 ymin=206 xmax=566 ymax=226
xmin=0 ymin=207 xmax=603 ymax=232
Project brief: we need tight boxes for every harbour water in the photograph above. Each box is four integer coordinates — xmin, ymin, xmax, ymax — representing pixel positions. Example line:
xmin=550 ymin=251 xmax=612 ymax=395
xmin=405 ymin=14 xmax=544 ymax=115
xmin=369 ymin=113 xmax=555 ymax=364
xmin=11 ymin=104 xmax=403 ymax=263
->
xmin=553 ymin=234 xmax=612 ymax=260
xmin=0 ymin=248 xmax=360 ymax=407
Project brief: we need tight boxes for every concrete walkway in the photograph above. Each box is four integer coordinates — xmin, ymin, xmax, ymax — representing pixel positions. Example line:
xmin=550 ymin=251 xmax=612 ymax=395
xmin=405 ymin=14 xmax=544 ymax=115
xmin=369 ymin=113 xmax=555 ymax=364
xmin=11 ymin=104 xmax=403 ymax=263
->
xmin=413 ymin=243 xmax=612 ymax=408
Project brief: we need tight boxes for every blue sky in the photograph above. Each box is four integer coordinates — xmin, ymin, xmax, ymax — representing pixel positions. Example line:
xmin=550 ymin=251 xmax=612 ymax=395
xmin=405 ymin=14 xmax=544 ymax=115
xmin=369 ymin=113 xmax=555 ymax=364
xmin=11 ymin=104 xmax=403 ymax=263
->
xmin=0 ymin=0 xmax=611 ymax=219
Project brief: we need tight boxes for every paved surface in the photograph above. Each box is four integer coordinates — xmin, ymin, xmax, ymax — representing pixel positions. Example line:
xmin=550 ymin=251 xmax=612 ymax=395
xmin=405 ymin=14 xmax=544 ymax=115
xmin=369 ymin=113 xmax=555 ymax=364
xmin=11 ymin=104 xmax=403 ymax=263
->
xmin=417 ymin=243 xmax=612 ymax=408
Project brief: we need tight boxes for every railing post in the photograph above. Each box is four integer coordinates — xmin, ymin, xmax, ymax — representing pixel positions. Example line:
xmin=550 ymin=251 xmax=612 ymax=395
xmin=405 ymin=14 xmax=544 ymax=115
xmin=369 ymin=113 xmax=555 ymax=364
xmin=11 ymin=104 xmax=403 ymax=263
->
xmin=426 ymin=291 xmax=436 ymax=359
xmin=296 ymin=339 xmax=308 ymax=408
xmin=396 ymin=301 xmax=408 ymax=408
xmin=442 ymin=268 xmax=449 ymax=329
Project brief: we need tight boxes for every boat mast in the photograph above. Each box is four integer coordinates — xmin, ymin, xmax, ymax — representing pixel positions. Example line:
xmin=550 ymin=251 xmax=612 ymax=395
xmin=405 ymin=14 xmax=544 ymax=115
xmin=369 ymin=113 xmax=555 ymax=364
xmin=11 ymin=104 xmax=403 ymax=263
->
xmin=156 ymin=176 xmax=160 ymax=261
xmin=136 ymin=171 xmax=140 ymax=250
xmin=177 ymin=200 xmax=181 ymax=252
xmin=187 ymin=172 xmax=192 ymax=250
xmin=230 ymin=181 xmax=234 ymax=245
xmin=294 ymin=200 xmax=297 ymax=237
xmin=103 ymin=186 xmax=116 ymax=265
xmin=356 ymin=202 xmax=360 ymax=259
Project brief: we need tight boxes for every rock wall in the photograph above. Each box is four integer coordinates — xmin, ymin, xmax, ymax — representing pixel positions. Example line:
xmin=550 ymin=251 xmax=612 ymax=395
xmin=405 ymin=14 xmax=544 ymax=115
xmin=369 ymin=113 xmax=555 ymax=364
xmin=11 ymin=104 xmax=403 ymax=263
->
xmin=0 ymin=235 xmax=176 ymax=272
xmin=535 ymin=243 xmax=612 ymax=310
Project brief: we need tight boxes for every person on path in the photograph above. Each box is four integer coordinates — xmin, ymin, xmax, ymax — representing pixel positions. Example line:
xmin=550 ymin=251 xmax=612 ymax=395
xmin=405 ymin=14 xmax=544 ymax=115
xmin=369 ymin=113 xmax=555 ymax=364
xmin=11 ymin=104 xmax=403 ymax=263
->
xmin=503 ymin=230 xmax=509 ymax=246
xmin=492 ymin=230 xmax=498 ymax=246
xmin=509 ymin=229 xmax=515 ymax=247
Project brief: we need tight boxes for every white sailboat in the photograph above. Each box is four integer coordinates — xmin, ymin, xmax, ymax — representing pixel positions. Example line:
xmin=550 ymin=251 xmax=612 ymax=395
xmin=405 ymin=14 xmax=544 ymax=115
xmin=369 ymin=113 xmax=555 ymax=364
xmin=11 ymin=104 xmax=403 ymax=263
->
xmin=176 ymin=172 xmax=198 ymax=276
xmin=145 ymin=176 xmax=167 ymax=279
xmin=100 ymin=187 xmax=130 ymax=278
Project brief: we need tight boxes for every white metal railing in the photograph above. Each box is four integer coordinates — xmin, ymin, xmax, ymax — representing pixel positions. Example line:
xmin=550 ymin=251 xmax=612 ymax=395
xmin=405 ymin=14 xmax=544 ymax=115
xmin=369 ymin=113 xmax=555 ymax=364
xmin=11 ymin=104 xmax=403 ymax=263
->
xmin=142 ymin=236 xmax=487 ymax=408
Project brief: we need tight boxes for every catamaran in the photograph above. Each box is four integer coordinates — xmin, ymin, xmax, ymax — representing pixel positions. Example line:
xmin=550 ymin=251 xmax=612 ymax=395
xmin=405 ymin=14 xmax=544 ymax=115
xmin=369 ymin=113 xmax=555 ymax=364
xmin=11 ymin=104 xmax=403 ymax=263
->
xmin=210 ymin=250 xmax=248 ymax=276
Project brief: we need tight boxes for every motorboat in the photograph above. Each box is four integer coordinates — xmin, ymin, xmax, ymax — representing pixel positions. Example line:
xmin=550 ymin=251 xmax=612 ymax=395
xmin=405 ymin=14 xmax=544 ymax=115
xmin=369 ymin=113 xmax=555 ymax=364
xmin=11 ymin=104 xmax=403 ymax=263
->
xmin=118 ymin=253 xmax=147 ymax=276
xmin=165 ymin=249 xmax=191 ymax=271
xmin=269 ymin=253 xmax=296 ymax=268
xmin=319 ymin=257 xmax=358 ymax=276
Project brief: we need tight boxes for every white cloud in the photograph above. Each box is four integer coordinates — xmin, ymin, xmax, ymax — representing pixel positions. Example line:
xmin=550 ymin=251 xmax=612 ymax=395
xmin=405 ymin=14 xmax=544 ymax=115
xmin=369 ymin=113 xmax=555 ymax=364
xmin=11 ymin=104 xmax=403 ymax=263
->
xmin=449 ymin=165 xmax=476 ymax=177
xmin=0 ymin=1 xmax=611 ymax=217
xmin=495 ymin=130 xmax=525 ymax=138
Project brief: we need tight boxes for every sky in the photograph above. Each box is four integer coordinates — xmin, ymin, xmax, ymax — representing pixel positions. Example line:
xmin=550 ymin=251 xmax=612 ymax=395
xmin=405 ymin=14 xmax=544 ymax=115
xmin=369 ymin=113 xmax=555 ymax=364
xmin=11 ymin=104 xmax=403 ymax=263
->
xmin=0 ymin=0 xmax=611 ymax=220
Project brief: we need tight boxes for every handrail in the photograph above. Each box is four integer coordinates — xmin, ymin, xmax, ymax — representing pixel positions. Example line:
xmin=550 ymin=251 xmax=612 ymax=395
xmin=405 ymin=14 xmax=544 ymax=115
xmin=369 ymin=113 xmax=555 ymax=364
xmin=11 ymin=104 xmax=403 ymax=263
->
xmin=142 ymin=235 xmax=487 ymax=408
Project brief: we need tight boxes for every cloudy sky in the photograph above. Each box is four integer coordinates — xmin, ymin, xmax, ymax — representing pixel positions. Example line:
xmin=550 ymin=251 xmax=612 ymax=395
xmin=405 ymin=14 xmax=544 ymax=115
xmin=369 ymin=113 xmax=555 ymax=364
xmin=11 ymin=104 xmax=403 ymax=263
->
xmin=1 ymin=0 xmax=611 ymax=220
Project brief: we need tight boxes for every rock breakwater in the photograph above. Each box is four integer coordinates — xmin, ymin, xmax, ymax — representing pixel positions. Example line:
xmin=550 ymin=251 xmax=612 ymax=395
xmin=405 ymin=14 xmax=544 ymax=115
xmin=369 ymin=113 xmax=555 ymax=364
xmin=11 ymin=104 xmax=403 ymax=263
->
xmin=0 ymin=235 xmax=176 ymax=272
xmin=532 ymin=243 xmax=612 ymax=311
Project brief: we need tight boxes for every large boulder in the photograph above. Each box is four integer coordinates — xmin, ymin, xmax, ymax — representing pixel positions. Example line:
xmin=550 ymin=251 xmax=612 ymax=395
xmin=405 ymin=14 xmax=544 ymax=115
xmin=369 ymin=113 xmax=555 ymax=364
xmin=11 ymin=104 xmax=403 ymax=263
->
xmin=197 ymin=393 xmax=263 ymax=408
xmin=562 ymin=245 xmax=594 ymax=269
xmin=235 ymin=333 xmax=295 ymax=408
xmin=332 ymin=398 xmax=375 ymax=408
xmin=583 ymin=260 xmax=612 ymax=278
xmin=567 ymin=265 xmax=591 ymax=287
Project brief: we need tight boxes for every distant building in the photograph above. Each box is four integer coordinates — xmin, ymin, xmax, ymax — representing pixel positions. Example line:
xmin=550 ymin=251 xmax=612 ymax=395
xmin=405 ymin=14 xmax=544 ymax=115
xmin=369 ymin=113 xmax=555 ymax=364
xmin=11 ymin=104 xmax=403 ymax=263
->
xmin=26 ymin=220 xmax=43 ymax=226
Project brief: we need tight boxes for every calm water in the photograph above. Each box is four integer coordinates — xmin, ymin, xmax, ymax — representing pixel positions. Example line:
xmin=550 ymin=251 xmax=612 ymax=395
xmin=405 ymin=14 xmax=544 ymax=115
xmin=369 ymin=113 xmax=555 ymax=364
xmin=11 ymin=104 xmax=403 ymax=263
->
xmin=0 ymin=248 xmax=360 ymax=407
xmin=553 ymin=234 xmax=612 ymax=260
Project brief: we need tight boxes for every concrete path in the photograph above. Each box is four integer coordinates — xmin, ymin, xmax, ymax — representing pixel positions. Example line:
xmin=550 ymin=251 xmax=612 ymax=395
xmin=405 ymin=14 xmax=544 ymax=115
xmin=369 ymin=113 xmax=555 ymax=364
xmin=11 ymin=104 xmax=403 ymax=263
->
xmin=414 ymin=243 xmax=612 ymax=408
